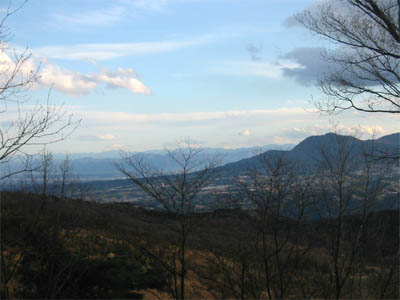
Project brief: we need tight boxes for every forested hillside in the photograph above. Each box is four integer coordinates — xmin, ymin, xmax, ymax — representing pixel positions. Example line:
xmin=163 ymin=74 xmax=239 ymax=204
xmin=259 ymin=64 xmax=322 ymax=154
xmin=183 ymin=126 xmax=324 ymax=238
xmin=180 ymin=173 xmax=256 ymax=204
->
xmin=1 ymin=191 xmax=398 ymax=299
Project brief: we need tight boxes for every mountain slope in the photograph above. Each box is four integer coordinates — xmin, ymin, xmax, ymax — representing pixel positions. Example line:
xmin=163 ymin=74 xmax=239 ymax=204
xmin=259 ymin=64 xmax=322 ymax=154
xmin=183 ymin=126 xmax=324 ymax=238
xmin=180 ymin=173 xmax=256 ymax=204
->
xmin=217 ymin=132 xmax=399 ymax=175
xmin=376 ymin=133 xmax=399 ymax=145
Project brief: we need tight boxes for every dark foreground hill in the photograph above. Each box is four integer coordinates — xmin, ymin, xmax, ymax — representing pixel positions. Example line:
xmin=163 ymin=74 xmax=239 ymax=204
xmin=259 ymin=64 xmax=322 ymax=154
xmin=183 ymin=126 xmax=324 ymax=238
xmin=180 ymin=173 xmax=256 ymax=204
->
xmin=1 ymin=191 xmax=399 ymax=299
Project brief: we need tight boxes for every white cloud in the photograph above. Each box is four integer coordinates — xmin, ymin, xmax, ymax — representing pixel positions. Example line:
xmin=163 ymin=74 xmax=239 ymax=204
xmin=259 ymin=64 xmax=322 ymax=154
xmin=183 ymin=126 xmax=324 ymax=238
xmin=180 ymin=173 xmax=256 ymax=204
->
xmin=238 ymin=129 xmax=251 ymax=136
xmin=0 ymin=49 xmax=43 ymax=111
xmin=0 ymin=51 xmax=151 ymax=96
xmin=77 ymin=134 xmax=120 ymax=141
xmin=280 ymin=125 xmax=387 ymax=142
xmin=99 ymin=134 xmax=120 ymax=140
xmin=111 ymin=144 xmax=125 ymax=150
xmin=338 ymin=125 xmax=386 ymax=137
xmin=68 ymin=108 xmax=396 ymax=138
xmin=40 ymin=64 xmax=151 ymax=96
xmin=38 ymin=64 xmax=97 ymax=96
xmin=92 ymin=67 xmax=151 ymax=94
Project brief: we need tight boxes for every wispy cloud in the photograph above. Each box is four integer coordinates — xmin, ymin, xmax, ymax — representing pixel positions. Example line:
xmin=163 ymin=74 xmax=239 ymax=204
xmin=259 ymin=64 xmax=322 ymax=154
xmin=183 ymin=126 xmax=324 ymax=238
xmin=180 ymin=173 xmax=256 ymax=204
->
xmin=126 ymin=0 xmax=168 ymax=11
xmin=124 ymin=0 xmax=206 ymax=12
xmin=50 ymin=5 xmax=126 ymax=27
xmin=73 ymin=107 xmax=313 ymax=126
xmin=48 ymin=0 xmax=210 ymax=28
xmin=30 ymin=34 xmax=219 ymax=61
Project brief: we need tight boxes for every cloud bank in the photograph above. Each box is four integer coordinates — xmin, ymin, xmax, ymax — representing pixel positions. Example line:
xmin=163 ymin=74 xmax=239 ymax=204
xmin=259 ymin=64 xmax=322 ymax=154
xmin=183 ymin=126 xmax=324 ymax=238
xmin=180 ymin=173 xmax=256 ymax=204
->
xmin=280 ymin=47 xmax=330 ymax=85
xmin=281 ymin=125 xmax=386 ymax=141
xmin=66 ymin=106 xmax=394 ymax=153
xmin=216 ymin=60 xmax=302 ymax=79
xmin=279 ymin=46 xmax=400 ymax=87
xmin=74 ymin=107 xmax=313 ymax=126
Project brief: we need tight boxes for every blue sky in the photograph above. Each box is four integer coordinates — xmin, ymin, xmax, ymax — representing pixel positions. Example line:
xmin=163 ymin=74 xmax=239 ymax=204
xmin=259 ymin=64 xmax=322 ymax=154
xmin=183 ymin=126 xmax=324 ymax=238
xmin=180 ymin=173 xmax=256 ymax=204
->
xmin=2 ymin=0 xmax=398 ymax=152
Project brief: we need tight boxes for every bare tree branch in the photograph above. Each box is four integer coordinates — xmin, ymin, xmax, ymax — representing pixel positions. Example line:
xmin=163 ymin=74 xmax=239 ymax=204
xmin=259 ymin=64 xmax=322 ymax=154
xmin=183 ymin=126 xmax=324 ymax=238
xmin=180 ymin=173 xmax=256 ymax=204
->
xmin=296 ymin=0 xmax=400 ymax=114
xmin=0 ymin=2 xmax=80 ymax=180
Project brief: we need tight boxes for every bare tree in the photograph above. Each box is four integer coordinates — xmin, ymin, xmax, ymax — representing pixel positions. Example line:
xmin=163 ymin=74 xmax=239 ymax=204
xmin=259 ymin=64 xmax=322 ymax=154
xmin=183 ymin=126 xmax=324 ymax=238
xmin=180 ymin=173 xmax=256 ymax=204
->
xmin=308 ymin=133 xmax=397 ymax=299
xmin=296 ymin=0 xmax=400 ymax=114
xmin=238 ymin=154 xmax=314 ymax=299
xmin=29 ymin=150 xmax=54 ymax=195
xmin=1 ymin=151 xmax=89 ymax=298
xmin=195 ymin=154 xmax=315 ymax=299
xmin=24 ymin=151 xmax=88 ymax=200
xmin=115 ymin=141 xmax=219 ymax=299
xmin=0 ymin=1 xmax=79 ymax=180
xmin=0 ymin=1 xmax=82 ymax=280
xmin=197 ymin=216 xmax=262 ymax=299
xmin=57 ymin=154 xmax=71 ymax=199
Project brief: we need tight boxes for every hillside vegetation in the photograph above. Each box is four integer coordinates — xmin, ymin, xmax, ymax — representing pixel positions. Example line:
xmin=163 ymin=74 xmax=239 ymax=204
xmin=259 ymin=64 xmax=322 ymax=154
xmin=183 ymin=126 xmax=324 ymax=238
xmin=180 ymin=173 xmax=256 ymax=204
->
xmin=1 ymin=190 xmax=398 ymax=299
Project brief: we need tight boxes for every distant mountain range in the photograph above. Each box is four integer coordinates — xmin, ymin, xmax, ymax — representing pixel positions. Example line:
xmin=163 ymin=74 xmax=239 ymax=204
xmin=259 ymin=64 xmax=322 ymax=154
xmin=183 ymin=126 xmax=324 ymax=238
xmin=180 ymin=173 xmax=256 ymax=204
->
xmin=65 ymin=144 xmax=294 ymax=180
xmin=3 ymin=143 xmax=294 ymax=181
xmin=3 ymin=133 xmax=398 ymax=208
xmin=52 ymin=144 xmax=294 ymax=160
xmin=2 ymin=133 xmax=398 ymax=183
xmin=85 ymin=132 xmax=399 ymax=188
xmin=84 ymin=132 xmax=399 ymax=208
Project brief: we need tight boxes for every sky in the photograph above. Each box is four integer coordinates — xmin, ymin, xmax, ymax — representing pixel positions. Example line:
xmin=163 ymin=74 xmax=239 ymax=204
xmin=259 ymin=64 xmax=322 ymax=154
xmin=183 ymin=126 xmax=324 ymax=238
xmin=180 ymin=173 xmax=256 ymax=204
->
xmin=1 ymin=0 xmax=398 ymax=153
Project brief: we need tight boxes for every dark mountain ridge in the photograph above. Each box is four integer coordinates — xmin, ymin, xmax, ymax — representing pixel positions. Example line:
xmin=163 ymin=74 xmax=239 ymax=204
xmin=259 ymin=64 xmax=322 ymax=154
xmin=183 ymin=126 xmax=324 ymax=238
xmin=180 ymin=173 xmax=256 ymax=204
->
xmin=217 ymin=132 xmax=399 ymax=175
xmin=375 ymin=132 xmax=400 ymax=145
xmin=87 ymin=132 xmax=399 ymax=190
